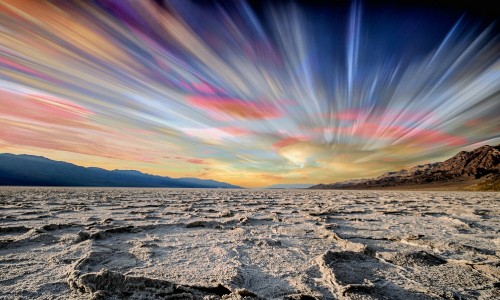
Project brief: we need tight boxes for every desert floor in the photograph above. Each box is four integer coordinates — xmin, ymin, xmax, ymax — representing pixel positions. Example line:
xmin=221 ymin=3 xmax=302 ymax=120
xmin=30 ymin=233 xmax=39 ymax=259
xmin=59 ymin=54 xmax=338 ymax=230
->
xmin=0 ymin=188 xmax=498 ymax=299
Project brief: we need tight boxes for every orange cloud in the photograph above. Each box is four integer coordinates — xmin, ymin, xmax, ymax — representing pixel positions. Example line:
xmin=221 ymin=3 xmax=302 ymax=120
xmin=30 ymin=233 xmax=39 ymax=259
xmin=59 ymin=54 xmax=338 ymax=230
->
xmin=219 ymin=127 xmax=251 ymax=136
xmin=260 ymin=174 xmax=283 ymax=181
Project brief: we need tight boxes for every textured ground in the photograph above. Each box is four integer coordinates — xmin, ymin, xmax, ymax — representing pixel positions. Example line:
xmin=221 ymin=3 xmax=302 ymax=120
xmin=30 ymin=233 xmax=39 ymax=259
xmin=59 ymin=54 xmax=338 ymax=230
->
xmin=0 ymin=188 xmax=498 ymax=300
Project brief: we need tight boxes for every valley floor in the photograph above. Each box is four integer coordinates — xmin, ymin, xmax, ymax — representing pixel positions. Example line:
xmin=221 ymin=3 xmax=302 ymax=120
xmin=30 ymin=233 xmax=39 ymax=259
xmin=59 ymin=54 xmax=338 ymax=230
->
xmin=0 ymin=188 xmax=498 ymax=299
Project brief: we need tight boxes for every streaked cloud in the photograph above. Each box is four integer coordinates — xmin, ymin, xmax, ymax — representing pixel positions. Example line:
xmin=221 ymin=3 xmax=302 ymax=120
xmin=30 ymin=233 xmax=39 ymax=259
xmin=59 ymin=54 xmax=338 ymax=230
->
xmin=0 ymin=0 xmax=498 ymax=187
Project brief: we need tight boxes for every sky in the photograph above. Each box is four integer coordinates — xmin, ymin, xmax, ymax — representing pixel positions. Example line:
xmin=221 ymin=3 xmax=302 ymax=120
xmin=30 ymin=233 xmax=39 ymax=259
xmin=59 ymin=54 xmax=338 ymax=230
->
xmin=0 ymin=0 xmax=499 ymax=187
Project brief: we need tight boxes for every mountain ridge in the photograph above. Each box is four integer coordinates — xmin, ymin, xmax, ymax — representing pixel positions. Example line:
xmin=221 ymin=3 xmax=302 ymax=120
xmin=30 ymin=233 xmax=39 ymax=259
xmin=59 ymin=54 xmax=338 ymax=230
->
xmin=310 ymin=144 xmax=500 ymax=191
xmin=0 ymin=153 xmax=241 ymax=188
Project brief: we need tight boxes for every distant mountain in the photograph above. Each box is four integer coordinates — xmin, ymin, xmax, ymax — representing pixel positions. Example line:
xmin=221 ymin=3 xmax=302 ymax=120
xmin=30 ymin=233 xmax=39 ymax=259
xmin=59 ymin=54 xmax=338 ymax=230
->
xmin=310 ymin=144 xmax=500 ymax=191
xmin=0 ymin=154 xmax=241 ymax=188
xmin=261 ymin=184 xmax=314 ymax=189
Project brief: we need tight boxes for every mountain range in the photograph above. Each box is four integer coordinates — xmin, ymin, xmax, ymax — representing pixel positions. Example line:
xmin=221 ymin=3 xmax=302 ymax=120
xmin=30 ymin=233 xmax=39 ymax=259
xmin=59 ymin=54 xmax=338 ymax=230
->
xmin=310 ymin=144 xmax=500 ymax=191
xmin=0 ymin=154 xmax=241 ymax=188
xmin=3 ymin=145 xmax=499 ymax=190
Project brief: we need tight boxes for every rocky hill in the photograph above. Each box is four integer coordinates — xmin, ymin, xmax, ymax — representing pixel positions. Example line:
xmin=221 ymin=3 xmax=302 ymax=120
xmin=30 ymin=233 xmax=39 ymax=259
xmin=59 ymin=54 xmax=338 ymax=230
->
xmin=310 ymin=144 xmax=500 ymax=191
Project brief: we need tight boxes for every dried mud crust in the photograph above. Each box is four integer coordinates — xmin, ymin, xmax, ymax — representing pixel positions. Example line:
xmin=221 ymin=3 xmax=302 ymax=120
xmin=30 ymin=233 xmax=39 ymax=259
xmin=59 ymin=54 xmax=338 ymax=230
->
xmin=316 ymin=249 xmax=497 ymax=300
xmin=0 ymin=188 xmax=499 ymax=299
xmin=67 ymin=268 xmax=255 ymax=300
xmin=67 ymin=250 xmax=260 ymax=299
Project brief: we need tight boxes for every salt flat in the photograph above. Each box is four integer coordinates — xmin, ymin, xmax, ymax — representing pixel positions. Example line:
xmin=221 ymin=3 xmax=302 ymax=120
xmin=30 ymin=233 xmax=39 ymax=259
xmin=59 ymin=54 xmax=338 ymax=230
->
xmin=0 ymin=188 xmax=498 ymax=300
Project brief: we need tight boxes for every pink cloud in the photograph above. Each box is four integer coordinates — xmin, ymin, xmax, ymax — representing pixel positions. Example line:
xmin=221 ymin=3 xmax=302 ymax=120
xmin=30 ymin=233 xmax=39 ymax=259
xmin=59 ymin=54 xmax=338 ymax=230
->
xmin=169 ymin=156 xmax=209 ymax=165
xmin=326 ymin=108 xmax=435 ymax=125
xmin=192 ymin=82 xmax=221 ymax=95
xmin=0 ymin=122 xmax=161 ymax=163
xmin=315 ymin=123 xmax=466 ymax=147
xmin=317 ymin=123 xmax=409 ymax=139
xmin=406 ymin=129 xmax=467 ymax=147
xmin=187 ymin=96 xmax=281 ymax=120
xmin=0 ymin=90 xmax=93 ymax=123
xmin=0 ymin=57 xmax=56 ymax=83
xmin=272 ymin=136 xmax=309 ymax=149
xmin=185 ymin=158 xmax=206 ymax=165
xmin=177 ymin=81 xmax=193 ymax=92
xmin=0 ymin=90 xmax=168 ymax=163
xmin=464 ymin=119 xmax=481 ymax=127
